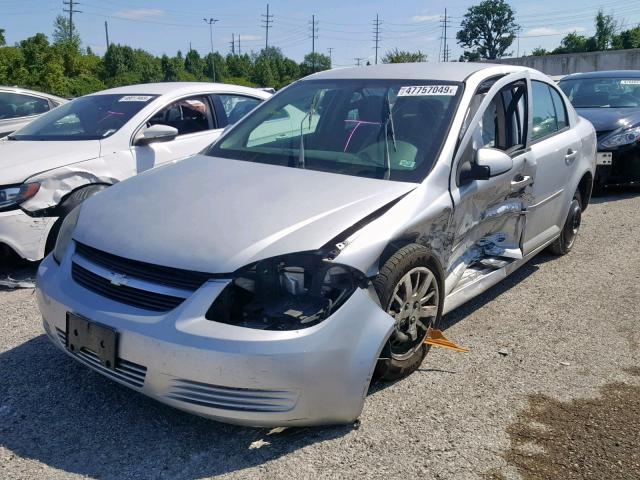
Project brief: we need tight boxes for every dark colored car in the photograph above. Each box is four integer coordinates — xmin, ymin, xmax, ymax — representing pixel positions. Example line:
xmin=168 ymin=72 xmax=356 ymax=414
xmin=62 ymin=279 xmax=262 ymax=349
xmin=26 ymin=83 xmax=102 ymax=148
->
xmin=559 ymin=70 xmax=640 ymax=189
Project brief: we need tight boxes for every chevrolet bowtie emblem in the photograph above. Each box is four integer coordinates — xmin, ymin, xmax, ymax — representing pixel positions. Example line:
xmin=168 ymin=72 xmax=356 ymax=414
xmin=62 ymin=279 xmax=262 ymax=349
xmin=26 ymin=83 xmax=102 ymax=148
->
xmin=108 ymin=272 xmax=128 ymax=287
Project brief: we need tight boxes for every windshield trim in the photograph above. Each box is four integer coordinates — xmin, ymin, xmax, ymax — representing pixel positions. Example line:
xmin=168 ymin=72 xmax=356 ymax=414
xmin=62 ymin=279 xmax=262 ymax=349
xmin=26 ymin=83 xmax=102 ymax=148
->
xmin=206 ymin=78 xmax=464 ymax=183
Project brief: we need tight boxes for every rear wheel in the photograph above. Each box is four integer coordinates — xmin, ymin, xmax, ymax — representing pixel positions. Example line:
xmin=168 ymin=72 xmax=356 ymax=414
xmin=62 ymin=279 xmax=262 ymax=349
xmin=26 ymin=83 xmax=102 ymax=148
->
xmin=373 ymin=244 xmax=443 ymax=381
xmin=548 ymin=191 xmax=582 ymax=256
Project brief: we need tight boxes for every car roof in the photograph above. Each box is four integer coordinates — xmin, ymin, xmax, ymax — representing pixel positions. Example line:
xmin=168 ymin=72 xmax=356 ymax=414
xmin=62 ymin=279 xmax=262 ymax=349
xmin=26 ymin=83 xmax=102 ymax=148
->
xmin=560 ymin=70 xmax=640 ymax=80
xmin=91 ymin=82 xmax=270 ymax=98
xmin=0 ymin=85 xmax=67 ymax=102
xmin=303 ymin=62 xmax=532 ymax=82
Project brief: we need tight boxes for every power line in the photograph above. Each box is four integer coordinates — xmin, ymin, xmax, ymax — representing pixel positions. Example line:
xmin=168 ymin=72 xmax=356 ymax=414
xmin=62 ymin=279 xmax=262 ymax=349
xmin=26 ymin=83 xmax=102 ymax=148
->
xmin=262 ymin=3 xmax=273 ymax=49
xmin=372 ymin=14 xmax=382 ymax=65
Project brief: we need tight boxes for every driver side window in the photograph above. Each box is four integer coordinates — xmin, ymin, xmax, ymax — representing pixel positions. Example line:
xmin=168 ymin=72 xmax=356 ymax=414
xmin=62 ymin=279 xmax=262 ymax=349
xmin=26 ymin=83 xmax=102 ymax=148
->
xmin=148 ymin=96 xmax=213 ymax=136
xmin=457 ymin=80 xmax=527 ymax=184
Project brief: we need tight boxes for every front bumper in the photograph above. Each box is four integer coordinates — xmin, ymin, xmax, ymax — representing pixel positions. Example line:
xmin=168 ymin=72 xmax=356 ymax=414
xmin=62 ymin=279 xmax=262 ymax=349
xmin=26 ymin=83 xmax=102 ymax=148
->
xmin=0 ymin=208 xmax=56 ymax=260
xmin=36 ymin=250 xmax=394 ymax=427
xmin=595 ymin=142 xmax=640 ymax=186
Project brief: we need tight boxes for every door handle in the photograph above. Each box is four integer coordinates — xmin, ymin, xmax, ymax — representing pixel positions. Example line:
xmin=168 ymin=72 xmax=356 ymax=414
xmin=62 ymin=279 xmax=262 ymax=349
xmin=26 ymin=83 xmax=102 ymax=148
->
xmin=510 ymin=175 xmax=532 ymax=192
xmin=565 ymin=149 xmax=578 ymax=165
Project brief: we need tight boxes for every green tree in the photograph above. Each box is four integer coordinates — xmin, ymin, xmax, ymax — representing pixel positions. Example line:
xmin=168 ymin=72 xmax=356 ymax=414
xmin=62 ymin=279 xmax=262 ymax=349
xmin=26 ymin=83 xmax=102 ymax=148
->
xmin=458 ymin=51 xmax=481 ymax=62
xmin=553 ymin=32 xmax=589 ymax=54
xmin=531 ymin=47 xmax=548 ymax=56
xmin=185 ymin=49 xmax=204 ymax=78
xmin=226 ymin=53 xmax=253 ymax=78
xmin=456 ymin=0 xmax=519 ymax=59
xmin=299 ymin=52 xmax=331 ymax=76
xmin=612 ymin=26 xmax=640 ymax=50
xmin=381 ymin=48 xmax=426 ymax=63
xmin=593 ymin=10 xmax=617 ymax=51
xmin=252 ymin=56 xmax=276 ymax=87
xmin=0 ymin=28 xmax=6 ymax=47
xmin=52 ymin=15 xmax=80 ymax=49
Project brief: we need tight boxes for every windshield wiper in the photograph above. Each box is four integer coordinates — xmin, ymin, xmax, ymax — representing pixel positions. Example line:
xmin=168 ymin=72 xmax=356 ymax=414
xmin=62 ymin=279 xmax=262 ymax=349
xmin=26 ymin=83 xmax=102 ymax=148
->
xmin=383 ymin=89 xmax=397 ymax=180
xmin=299 ymin=92 xmax=321 ymax=169
xmin=6 ymin=135 xmax=16 ymax=141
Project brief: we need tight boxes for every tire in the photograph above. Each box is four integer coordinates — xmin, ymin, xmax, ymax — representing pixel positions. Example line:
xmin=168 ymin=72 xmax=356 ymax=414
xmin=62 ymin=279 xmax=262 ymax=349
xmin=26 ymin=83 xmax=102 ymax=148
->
xmin=44 ymin=184 xmax=109 ymax=255
xmin=548 ymin=190 xmax=582 ymax=256
xmin=373 ymin=244 xmax=444 ymax=381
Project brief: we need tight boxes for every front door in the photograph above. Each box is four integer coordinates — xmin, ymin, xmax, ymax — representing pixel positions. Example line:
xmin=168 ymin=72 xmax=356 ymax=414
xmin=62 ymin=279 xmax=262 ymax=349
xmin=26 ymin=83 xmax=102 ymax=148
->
xmin=446 ymin=74 xmax=533 ymax=294
xmin=131 ymin=95 xmax=223 ymax=172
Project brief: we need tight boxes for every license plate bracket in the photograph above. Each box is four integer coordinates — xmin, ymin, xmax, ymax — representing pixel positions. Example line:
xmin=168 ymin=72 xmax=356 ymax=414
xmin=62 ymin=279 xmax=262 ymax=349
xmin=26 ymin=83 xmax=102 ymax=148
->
xmin=66 ymin=312 xmax=118 ymax=370
xmin=596 ymin=152 xmax=612 ymax=166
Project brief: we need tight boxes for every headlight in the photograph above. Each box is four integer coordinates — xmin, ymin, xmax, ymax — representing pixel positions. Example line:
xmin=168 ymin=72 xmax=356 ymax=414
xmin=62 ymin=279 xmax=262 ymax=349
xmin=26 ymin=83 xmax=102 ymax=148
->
xmin=0 ymin=182 xmax=40 ymax=211
xmin=600 ymin=126 xmax=640 ymax=149
xmin=206 ymin=252 xmax=364 ymax=330
xmin=53 ymin=205 xmax=82 ymax=264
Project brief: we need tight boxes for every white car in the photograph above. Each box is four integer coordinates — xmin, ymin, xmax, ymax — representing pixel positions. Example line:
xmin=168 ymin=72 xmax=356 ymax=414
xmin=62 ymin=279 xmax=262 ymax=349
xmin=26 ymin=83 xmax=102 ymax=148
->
xmin=0 ymin=82 xmax=270 ymax=261
xmin=0 ymin=86 xmax=66 ymax=138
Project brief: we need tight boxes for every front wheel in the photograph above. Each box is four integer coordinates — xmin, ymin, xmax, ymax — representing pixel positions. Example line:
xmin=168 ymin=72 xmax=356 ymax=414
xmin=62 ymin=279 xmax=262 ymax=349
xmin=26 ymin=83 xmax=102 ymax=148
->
xmin=373 ymin=244 xmax=443 ymax=381
xmin=548 ymin=190 xmax=582 ymax=256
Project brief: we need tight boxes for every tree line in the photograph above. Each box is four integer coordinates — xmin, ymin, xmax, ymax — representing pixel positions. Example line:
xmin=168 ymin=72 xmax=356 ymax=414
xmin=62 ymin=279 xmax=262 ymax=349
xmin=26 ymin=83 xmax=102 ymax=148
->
xmin=2 ymin=1 xmax=639 ymax=98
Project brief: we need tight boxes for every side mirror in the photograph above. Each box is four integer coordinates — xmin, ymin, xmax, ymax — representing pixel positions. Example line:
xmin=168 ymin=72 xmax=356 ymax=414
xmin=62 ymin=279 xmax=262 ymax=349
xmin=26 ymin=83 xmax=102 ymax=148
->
xmin=459 ymin=148 xmax=513 ymax=184
xmin=476 ymin=148 xmax=513 ymax=177
xmin=134 ymin=124 xmax=178 ymax=146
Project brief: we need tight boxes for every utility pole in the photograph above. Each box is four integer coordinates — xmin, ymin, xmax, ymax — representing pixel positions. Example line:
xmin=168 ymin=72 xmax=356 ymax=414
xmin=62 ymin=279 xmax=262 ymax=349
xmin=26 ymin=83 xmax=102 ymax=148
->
xmin=310 ymin=14 xmax=319 ymax=72
xmin=327 ymin=47 xmax=333 ymax=66
xmin=354 ymin=57 xmax=365 ymax=66
xmin=238 ymin=35 xmax=241 ymax=55
xmin=440 ymin=9 xmax=451 ymax=62
xmin=372 ymin=14 xmax=382 ymax=65
xmin=230 ymin=33 xmax=235 ymax=55
xmin=63 ymin=0 xmax=81 ymax=42
xmin=203 ymin=18 xmax=219 ymax=82
xmin=104 ymin=20 xmax=109 ymax=49
xmin=262 ymin=4 xmax=273 ymax=50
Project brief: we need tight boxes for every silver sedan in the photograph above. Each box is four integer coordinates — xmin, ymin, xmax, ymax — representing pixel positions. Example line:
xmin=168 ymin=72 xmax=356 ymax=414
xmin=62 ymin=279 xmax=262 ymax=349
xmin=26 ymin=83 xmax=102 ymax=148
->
xmin=36 ymin=63 xmax=596 ymax=426
xmin=0 ymin=86 xmax=66 ymax=138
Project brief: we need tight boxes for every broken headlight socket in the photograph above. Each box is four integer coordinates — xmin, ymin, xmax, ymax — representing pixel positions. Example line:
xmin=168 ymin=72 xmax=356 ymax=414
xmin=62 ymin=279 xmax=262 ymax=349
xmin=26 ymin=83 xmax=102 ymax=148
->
xmin=0 ymin=182 xmax=40 ymax=212
xmin=206 ymin=252 xmax=365 ymax=330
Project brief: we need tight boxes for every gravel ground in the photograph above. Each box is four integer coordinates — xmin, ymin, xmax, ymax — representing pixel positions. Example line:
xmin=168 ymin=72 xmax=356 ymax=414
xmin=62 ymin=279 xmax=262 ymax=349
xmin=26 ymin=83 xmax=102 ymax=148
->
xmin=1 ymin=190 xmax=639 ymax=480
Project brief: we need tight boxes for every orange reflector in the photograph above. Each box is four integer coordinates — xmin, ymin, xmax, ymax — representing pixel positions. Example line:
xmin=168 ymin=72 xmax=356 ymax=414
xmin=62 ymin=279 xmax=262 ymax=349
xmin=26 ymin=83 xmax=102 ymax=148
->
xmin=425 ymin=328 xmax=469 ymax=353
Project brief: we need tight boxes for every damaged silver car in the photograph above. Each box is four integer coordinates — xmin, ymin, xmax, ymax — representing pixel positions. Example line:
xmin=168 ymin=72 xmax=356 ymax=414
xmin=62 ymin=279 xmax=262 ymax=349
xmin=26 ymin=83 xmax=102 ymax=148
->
xmin=36 ymin=63 xmax=596 ymax=426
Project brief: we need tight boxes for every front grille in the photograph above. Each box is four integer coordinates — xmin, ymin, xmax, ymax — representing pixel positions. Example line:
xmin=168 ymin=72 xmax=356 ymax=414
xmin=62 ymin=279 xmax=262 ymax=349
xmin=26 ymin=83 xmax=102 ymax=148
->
xmin=72 ymin=262 xmax=185 ymax=312
xmin=74 ymin=242 xmax=212 ymax=291
xmin=165 ymin=378 xmax=298 ymax=413
xmin=56 ymin=328 xmax=147 ymax=388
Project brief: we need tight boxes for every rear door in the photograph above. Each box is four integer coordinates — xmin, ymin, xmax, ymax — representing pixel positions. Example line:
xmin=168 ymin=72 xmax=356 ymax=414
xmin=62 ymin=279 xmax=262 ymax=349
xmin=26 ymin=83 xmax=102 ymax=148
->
xmin=131 ymin=94 xmax=222 ymax=171
xmin=521 ymin=80 xmax=581 ymax=254
xmin=447 ymin=73 xmax=533 ymax=293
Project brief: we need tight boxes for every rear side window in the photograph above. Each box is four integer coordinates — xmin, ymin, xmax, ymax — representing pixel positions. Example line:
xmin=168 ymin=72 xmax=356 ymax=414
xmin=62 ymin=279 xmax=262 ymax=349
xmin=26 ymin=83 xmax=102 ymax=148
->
xmin=549 ymin=87 xmax=568 ymax=130
xmin=0 ymin=92 xmax=50 ymax=119
xmin=531 ymin=81 xmax=562 ymax=141
xmin=216 ymin=94 xmax=262 ymax=126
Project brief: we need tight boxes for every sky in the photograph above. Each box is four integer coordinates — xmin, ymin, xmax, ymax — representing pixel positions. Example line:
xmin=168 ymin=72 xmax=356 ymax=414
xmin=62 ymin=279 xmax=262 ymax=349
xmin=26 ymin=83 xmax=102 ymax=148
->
xmin=3 ymin=0 xmax=640 ymax=66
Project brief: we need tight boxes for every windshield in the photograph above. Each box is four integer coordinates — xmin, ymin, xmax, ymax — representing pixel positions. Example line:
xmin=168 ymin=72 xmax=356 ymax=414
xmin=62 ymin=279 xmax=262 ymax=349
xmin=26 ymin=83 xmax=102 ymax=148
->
xmin=559 ymin=78 xmax=640 ymax=108
xmin=10 ymin=94 xmax=157 ymax=140
xmin=206 ymin=79 xmax=462 ymax=182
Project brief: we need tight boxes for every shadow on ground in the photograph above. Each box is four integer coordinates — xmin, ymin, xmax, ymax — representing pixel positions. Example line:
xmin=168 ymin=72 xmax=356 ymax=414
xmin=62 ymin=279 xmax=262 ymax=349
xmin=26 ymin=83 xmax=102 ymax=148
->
xmin=589 ymin=185 xmax=640 ymax=204
xmin=0 ymin=335 xmax=352 ymax=479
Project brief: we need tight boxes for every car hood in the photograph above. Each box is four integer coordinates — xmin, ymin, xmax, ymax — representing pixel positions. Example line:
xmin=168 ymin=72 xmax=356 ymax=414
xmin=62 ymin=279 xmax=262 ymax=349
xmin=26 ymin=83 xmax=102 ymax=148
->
xmin=0 ymin=138 xmax=101 ymax=184
xmin=576 ymin=107 xmax=640 ymax=134
xmin=74 ymin=155 xmax=417 ymax=273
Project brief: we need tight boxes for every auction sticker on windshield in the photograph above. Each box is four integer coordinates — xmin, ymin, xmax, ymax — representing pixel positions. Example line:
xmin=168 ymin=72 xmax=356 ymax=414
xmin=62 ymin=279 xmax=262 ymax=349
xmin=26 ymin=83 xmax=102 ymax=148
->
xmin=119 ymin=95 xmax=154 ymax=102
xmin=620 ymin=80 xmax=640 ymax=85
xmin=398 ymin=85 xmax=458 ymax=96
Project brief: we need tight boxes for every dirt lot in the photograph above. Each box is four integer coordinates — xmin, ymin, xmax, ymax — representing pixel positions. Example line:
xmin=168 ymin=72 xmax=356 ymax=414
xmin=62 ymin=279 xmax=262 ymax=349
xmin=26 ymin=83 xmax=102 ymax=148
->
xmin=0 ymin=190 xmax=639 ymax=480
